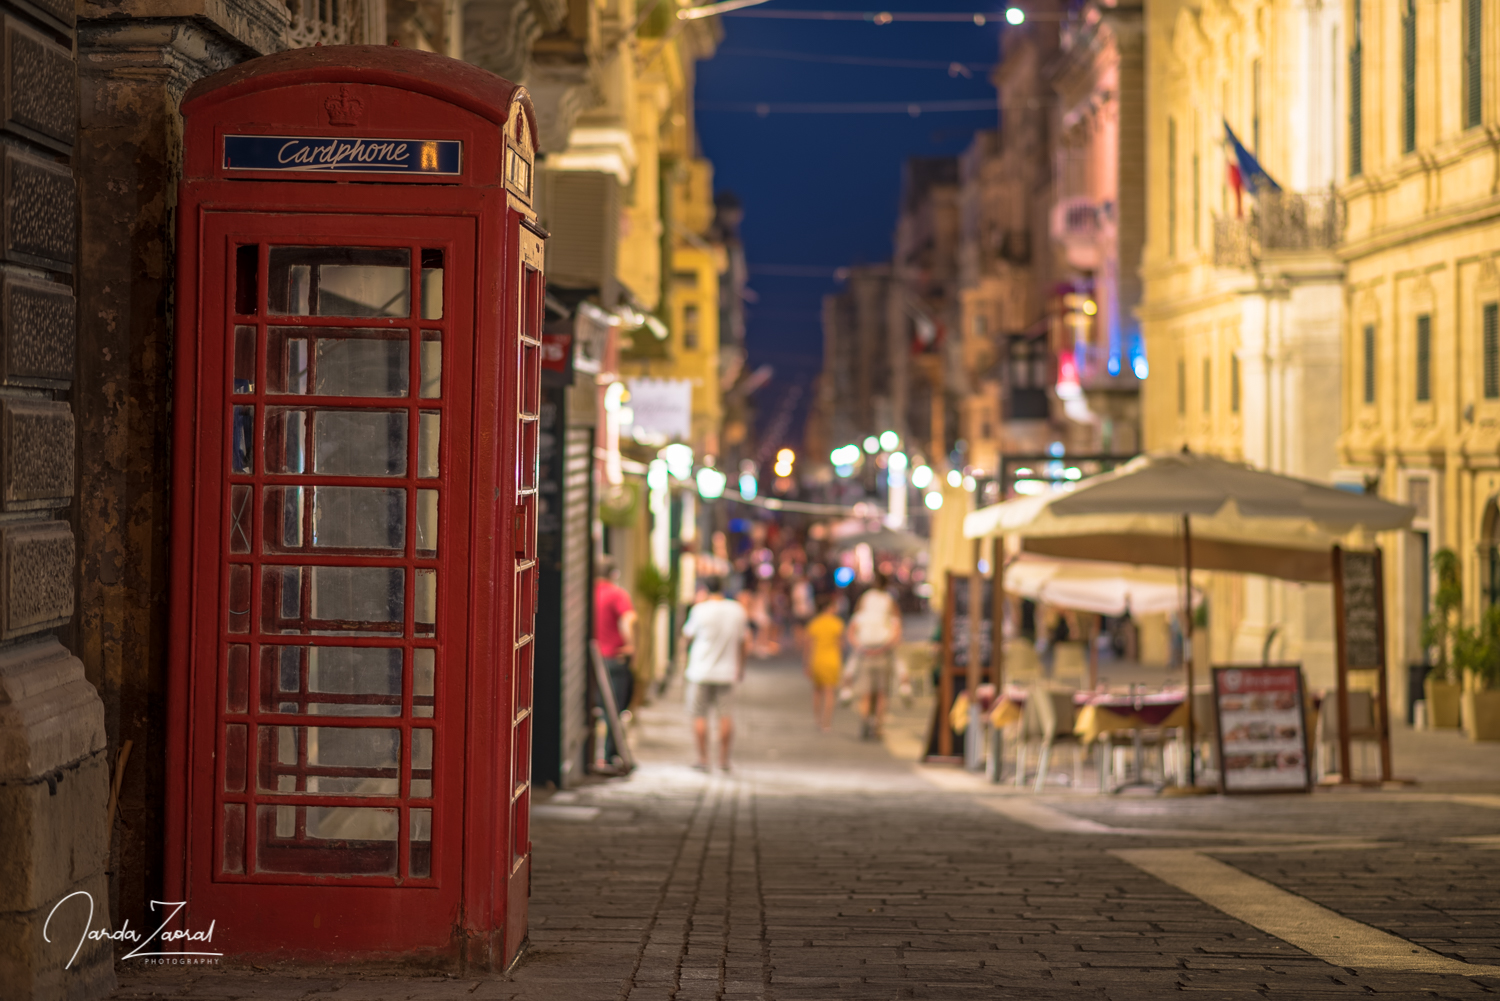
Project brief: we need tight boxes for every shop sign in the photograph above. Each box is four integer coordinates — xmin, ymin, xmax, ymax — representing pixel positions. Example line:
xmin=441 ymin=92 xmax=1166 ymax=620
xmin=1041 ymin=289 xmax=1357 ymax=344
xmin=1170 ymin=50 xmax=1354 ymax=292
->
xmin=1212 ymin=666 xmax=1312 ymax=793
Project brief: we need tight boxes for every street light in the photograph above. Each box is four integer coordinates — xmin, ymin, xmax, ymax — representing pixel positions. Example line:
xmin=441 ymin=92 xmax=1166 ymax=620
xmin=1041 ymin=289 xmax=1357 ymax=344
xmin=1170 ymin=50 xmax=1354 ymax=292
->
xmin=1005 ymin=6 xmax=1024 ymax=24
xmin=696 ymin=465 xmax=727 ymax=500
xmin=911 ymin=464 xmax=933 ymax=489
xmin=924 ymin=491 xmax=944 ymax=510
xmin=773 ymin=447 xmax=795 ymax=478
xmin=946 ymin=469 xmax=963 ymax=488
xmin=879 ymin=430 xmax=899 ymax=451
xmin=862 ymin=435 xmax=880 ymax=454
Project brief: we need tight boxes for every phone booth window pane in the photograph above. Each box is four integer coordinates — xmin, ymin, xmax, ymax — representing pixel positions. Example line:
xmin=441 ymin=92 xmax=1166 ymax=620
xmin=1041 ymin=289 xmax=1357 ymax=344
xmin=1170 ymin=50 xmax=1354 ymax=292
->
xmin=228 ymin=565 xmax=251 ymax=633
xmin=415 ymin=490 xmax=438 ymax=555
xmin=267 ymin=328 xmax=409 ymax=397
xmin=234 ymin=245 xmax=258 ymax=316
xmin=313 ymin=487 xmax=406 ymax=550
xmin=226 ymin=643 xmax=250 ymax=712
xmin=420 ymin=249 xmax=443 ymax=320
xmin=229 ymin=484 xmax=253 ymax=553
xmin=419 ymin=333 xmax=442 ymax=398
xmin=316 ymin=410 xmax=408 ymax=476
xmin=263 ymin=486 xmax=304 ymax=551
xmin=260 ymin=565 xmax=404 ymax=634
xmin=232 ymin=406 xmax=255 ymax=473
xmin=260 ymin=646 xmax=403 ymax=716
xmin=409 ymin=808 xmax=432 ymax=878
xmin=409 ymin=728 xmax=433 ymax=798
xmin=268 ymin=247 xmax=411 ymax=318
xmin=223 ymin=804 xmax=246 ymax=875
xmin=257 ymin=725 xmax=400 ymax=795
xmin=413 ymin=648 xmax=435 ymax=717
xmin=417 ymin=412 xmax=440 ymax=478
xmin=233 ymin=326 xmax=256 ymax=393
xmin=414 ymin=569 xmax=436 ymax=636
xmin=224 ymin=723 xmax=247 ymax=792
xmin=255 ymin=805 xmax=398 ymax=876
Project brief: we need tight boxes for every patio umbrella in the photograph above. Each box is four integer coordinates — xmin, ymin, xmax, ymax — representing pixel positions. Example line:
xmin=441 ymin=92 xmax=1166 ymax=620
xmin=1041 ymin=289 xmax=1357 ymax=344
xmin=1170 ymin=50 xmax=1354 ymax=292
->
xmin=965 ymin=450 xmax=1414 ymax=785
xmin=1004 ymin=554 xmax=1202 ymax=616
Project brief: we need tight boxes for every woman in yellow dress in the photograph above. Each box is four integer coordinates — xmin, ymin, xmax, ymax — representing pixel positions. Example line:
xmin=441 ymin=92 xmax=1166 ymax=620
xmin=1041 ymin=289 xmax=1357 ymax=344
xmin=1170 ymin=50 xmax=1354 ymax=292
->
xmin=802 ymin=594 xmax=846 ymax=732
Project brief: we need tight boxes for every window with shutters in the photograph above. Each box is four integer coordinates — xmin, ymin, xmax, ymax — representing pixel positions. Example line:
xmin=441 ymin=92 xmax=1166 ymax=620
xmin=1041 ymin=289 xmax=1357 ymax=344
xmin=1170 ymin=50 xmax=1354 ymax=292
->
xmin=1230 ymin=354 xmax=1241 ymax=413
xmin=1416 ymin=313 xmax=1431 ymax=402
xmin=1168 ymin=118 xmax=1178 ymax=258
xmin=1350 ymin=0 xmax=1363 ymax=176
xmin=1202 ymin=357 xmax=1211 ymax=412
xmin=1465 ymin=0 xmax=1483 ymax=129
xmin=1402 ymin=0 xmax=1417 ymax=154
xmin=1192 ymin=118 xmax=1201 ymax=250
xmin=1177 ymin=357 xmax=1186 ymax=415
xmin=1363 ymin=324 xmax=1376 ymax=404
xmin=1484 ymin=303 xmax=1499 ymax=399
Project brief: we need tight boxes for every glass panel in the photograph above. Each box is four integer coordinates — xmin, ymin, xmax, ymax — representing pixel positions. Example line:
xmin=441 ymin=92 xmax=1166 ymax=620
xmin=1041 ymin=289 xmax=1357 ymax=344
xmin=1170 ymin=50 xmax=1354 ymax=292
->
xmin=313 ymin=487 xmax=406 ymax=550
xmin=511 ymin=786 xmax=530 ymax=868
xmin=420 ymin=249 xmax=444 ymax=320
xmin=513 ymin=640 xmax=533 ymax=715
xmin=262 ymin=486 xmax=304 ymax=551
xmin=222 ymin=803 xmax=246 ymax=875
xmin=224 ymin=723 xmax=247 ymax=792
xmin=267 ymin=328 xmax=409 ymax=397
xmin=232 ymin=406 xmax=254 ymax=473
xmin=260 ymin=565 xmax=405 ymax=635
xmin=257 ymin=726 xmax=400 ymax=796
xmin=413 ymin=648 xmax=435 ymax=718
xmin=419 ymin=333 xmax=442 ymax=398
xmin=255 ymin=805 xmax=399 ymax=876
xmin=264 ymin=408 xmax=306 ymax=473
xmin=229 ymin=484 xmax=252 ymax=554
xmin=410 ymin=728 xmax=433 ymax=798
xmin=418 ymin=412 xmax=440 ymax=478
xmin=235 ymin=245 xmax=258 ymax=316
xmin=315 ymin=410 xmax=408 ymax=476
xmin=233 ymin=326 xmax=256 ymax=393
xmin=259 ymin=646 xmax=402 ymax=716
xmin=517 ymin=420 xmax=538 ymax=491
xmin=228 ymin=565 xmax=251 ymax=633
xmin=416 ymin=490 xmax=438 ymax=555
xmin=226 ymin=644 xmax=249 ymax=713
xmin=415 ymin=569 xmax=436 ymax=636
xmin=267 ymin=247 xmax=411 ymax=318
xmin=409 ymin=808 xmax=432 ymax=878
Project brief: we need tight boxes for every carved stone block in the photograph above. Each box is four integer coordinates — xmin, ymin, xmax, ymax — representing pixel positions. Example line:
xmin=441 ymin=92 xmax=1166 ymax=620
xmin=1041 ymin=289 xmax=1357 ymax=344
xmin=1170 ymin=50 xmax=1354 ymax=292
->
xmin=2 ymin=149 xmax=74 ymax=271
xmin=0 ymin=520 xmax=73 ymax=638
xmin=1 ymin=276 xmax=73 ymax=386
xmin=2 ymin=400 xmax=72 ymax=510
xmin=3 ymin=18 xmax=75 ymax=153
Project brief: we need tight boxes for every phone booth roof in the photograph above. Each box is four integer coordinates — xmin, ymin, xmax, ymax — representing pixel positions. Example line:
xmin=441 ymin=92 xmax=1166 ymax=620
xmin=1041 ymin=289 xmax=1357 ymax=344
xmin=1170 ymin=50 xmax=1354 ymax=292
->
xmin=180 ymin=45 xmax=538 ymax=187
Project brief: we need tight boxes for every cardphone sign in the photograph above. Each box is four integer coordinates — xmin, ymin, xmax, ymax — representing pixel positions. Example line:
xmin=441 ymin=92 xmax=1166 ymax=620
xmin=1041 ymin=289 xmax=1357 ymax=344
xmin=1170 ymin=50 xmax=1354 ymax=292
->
xmin=223 ymin=135 xmax=463 ymax=175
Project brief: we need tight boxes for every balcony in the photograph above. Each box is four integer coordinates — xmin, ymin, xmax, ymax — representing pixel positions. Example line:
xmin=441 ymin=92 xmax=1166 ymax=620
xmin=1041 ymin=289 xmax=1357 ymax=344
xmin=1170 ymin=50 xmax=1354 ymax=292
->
xmin=1213 ymin=188 xmax=1344 ymax=268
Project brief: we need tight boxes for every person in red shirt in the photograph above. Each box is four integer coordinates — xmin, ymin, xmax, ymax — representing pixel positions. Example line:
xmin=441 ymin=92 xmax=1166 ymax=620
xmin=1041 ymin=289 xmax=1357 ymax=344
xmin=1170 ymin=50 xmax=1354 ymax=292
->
xmin=594 ymin=556 xmax=637 ymax=763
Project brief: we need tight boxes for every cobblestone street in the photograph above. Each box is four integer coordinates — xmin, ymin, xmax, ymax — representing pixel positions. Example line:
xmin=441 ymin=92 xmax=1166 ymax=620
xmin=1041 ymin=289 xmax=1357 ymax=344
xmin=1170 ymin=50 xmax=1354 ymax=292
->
xmin=114 ymin=655 xmax=1500 ymax=1000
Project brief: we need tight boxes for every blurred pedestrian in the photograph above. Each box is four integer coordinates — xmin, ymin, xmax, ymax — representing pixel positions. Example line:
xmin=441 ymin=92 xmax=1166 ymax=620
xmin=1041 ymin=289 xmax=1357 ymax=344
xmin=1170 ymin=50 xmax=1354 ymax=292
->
xmin=593 ymin=556 xmax=636 ymax=762
xmin=847 ymin=572 xmax=901 ymax=740
xmin=802 ymin=593 xmax=845 ymax=732
xmin=682 ymin=576 xmax=749 ymax=771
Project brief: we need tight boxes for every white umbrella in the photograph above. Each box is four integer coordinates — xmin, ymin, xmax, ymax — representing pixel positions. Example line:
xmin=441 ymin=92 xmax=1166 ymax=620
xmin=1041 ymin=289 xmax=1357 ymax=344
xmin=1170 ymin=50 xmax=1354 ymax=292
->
xmin=1005 ymin=555 xmax=1201 ymax=616
xmin=965 ymin=450 xmax=1414 ymax=786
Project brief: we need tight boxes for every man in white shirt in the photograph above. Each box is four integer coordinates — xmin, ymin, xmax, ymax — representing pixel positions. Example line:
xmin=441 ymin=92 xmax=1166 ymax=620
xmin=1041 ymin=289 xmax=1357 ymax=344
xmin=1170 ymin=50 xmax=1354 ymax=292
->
xmin=682 ymin=576 xmax=749 ymax=771
xmin=847 ymin=573 xmax=901 ymax=740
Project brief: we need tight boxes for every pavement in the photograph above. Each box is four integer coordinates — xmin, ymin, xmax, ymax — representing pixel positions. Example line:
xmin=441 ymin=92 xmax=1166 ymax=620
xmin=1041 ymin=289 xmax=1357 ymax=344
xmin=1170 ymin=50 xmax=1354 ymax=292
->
xmin=113 ymin=652 xmax=1500 ymax=1000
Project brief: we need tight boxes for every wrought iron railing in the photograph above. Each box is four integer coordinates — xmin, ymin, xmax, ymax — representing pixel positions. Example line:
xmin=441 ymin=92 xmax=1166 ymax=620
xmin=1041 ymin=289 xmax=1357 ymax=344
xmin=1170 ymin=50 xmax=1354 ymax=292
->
xmin=286 ymin=0 xmax=373 ymax=47
xmin=1212 ymin=188 xmax=1344 ymax=267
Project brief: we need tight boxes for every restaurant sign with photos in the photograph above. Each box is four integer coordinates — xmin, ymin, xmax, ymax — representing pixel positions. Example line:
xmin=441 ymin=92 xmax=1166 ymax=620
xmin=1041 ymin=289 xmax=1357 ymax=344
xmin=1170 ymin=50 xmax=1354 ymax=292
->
xmin=1211 ymin=665 xmax=1312 ymax=793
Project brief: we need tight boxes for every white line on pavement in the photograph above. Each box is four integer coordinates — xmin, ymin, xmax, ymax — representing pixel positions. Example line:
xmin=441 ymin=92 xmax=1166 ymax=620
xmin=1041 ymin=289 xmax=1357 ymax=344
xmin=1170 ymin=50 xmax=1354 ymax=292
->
xmin=1113 ymin=847 xmax=1500 ymax=977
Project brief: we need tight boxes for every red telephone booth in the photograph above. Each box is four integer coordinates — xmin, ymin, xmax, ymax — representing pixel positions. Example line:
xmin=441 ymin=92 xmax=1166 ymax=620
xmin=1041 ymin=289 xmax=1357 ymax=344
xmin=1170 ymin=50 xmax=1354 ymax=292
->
xmin=165 ymin=47 xmax=544 ymax=967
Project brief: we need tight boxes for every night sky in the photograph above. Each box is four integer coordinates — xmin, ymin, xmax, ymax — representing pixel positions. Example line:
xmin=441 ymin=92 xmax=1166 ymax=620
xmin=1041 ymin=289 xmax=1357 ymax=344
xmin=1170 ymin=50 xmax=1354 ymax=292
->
xmin=694 ymin=2 xmax=1006 ymax=458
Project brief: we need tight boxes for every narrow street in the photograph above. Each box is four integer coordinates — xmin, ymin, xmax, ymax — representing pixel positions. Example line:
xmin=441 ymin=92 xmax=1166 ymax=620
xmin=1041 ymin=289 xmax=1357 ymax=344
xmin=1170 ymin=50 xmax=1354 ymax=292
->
xmin=116 ymin=655 xmax=1500 ymax=1000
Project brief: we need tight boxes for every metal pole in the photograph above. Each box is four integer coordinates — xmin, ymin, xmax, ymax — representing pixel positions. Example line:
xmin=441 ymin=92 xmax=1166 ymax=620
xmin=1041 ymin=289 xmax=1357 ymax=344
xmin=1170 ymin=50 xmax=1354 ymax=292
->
xmin=1182 ymin=514 xmax=1195 ymax=787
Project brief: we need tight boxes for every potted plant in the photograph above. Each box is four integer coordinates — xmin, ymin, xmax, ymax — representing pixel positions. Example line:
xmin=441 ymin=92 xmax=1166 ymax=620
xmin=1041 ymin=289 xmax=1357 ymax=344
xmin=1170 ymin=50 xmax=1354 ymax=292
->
xmin=1420 ymin=549 xmax=1464 ymax=728
xmin=1457 ymin=605 xmax=1500 ymax=741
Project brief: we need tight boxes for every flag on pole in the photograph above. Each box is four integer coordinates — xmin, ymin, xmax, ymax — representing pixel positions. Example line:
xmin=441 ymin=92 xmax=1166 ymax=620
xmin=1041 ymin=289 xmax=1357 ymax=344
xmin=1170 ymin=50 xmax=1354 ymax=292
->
xmin=1224 ymin=121 xmax=1280 ymax=218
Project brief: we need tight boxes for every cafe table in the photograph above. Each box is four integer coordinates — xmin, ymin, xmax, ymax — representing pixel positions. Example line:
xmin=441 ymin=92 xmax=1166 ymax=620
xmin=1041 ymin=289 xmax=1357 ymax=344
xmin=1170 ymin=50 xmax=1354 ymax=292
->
xmin=1073 ymin=689 xmax=1188 ymax=791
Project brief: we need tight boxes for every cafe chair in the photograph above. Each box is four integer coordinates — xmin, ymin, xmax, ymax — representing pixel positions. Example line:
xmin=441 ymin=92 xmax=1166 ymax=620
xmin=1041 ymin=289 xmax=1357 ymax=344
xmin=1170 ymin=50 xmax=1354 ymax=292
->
xmin=1314 ymin=689 xmax=1378 ymax=781
xmin=1018 ymin=688 xmax=1084 ymax=793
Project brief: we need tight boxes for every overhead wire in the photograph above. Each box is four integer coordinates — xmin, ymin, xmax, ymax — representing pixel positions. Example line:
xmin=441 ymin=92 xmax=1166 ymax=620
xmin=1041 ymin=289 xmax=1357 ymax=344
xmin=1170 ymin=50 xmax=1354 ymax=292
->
xmin=718 ymin=46 xmax=994 ymax=74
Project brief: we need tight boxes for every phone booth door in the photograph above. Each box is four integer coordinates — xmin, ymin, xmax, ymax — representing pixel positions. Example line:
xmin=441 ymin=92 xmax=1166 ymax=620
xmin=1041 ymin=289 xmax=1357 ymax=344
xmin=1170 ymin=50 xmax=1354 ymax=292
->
xmin=190 ymin=211 xmax=474 ymax=950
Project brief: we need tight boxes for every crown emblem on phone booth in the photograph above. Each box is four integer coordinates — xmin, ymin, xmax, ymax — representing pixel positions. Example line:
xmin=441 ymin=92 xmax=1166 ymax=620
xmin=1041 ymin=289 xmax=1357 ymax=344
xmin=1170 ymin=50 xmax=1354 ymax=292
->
xmin=324 ymin=87 xmax=365 ymax=127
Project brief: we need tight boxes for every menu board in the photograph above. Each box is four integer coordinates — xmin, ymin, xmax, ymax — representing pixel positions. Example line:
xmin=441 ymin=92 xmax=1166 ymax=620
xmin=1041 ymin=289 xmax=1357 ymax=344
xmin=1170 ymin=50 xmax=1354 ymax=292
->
xmin=1212 ymin=666 xmax=1311 ymax=793
xmin=1339 ymin=550 xmax=1382 ymax=669
xmin=949 ymin=575 xmax=994 ymax=670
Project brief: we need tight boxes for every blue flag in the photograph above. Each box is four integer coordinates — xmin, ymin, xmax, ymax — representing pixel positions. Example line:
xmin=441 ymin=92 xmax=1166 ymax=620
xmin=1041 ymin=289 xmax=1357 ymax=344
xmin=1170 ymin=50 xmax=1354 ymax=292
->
xmin=1224 ymin=121 xmax=1281 ymax=195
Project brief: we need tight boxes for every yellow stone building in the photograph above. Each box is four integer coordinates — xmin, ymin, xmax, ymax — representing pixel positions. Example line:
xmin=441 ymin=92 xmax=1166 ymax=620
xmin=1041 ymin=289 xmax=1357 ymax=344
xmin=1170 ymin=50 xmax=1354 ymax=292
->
xmin=1338 ymin=0 xmax=1500 ymax=701
xmin=1140 ymin=0 xmax=1349 ymax=686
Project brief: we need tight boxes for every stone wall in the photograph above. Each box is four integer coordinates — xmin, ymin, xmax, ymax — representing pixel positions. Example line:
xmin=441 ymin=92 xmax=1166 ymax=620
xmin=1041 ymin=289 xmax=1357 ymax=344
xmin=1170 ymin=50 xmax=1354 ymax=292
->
xmin=0 ymin=0 xmax=115 ymax=995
